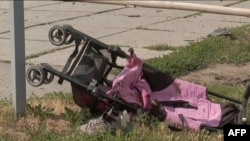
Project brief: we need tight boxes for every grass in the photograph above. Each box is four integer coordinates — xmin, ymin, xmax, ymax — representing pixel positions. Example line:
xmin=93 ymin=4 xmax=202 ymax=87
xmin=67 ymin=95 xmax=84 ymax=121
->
xmin=0 ymin=92 xmax=226 ymax=141
xmin=144 ymin=44 xmax=179 ymax=51
xmin=1 ymin=24 xmax=250 ymax=140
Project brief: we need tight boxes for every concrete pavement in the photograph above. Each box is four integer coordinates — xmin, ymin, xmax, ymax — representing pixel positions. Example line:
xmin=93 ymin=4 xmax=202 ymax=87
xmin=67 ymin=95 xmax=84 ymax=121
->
xmin=0 ymin=0 xmax=250 ymax=99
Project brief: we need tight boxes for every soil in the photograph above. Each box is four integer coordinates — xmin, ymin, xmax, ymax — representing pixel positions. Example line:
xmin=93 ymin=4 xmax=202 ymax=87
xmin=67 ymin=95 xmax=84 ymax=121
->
xmin=179 ymin=62 xmax=250 ymax=86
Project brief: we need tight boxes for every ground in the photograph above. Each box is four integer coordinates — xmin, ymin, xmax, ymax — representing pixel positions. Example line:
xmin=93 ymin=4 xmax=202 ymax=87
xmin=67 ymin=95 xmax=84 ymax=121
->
xmin=179 ymin=62 xmax=250 ymax=86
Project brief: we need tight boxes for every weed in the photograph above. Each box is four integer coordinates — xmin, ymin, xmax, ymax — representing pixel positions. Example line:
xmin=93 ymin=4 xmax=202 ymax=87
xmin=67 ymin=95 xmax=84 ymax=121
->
xmin=60 ymin=107 xmax=91 ymax=127
xmin=144 ymin=44 xmax=179 ymax=51
xmin=26 ymin=103 xmax=55 ymax=121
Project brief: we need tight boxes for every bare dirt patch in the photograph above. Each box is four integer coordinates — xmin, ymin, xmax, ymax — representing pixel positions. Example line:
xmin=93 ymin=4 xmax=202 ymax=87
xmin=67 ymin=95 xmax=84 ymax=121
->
xmin=179 ymin=62 xmax=250 ymax=86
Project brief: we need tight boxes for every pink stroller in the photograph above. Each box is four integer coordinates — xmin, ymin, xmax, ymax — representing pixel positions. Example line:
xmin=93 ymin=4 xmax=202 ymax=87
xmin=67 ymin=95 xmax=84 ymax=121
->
xmin=26 ymin=25 xmax=250 ymax=130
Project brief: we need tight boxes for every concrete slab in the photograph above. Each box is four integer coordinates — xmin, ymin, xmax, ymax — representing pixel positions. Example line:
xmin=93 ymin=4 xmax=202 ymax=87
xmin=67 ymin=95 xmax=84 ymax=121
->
xmin=30 ymin=1 xmax=124 ymax=13
xmin=196 ymin=13 xmax=250 ymax=24
xmin=0 ymin=38 xmax=58 ymax=61
xmin=99 ymin=29 xmax=195 ymax=47
xmin=145 ymin=13 xmax=249 ymax=41
xmin=231 ymin=0 xmax=250 ymax=8
xmin=0 ymin=39 xmax=11 ymax=61
xmin=0 ymin=21 xmax=9 ymax=34
xmin=0 ymin=23 xmax=130 ymax=42
xmin=0 ymin=8 xmax=9 ymax=34
xmin=0 ymin=12 xmax=8 ymax=22
xmin=0 ymin=1 xmax=10 ymax=10
xmin=0 ymin=2 xmax=124 ymax=33
xmin=0 ymin=10 xmax=91 ymax=33
xmin=26 ymin=47 xmax=72 ymax=67
xmin=181 ymin=1 xmax=235 ymax=5
xmin=0 ymin=1 xmax=62 ymax=10
xmin=103 ymin=0 xmax=234 ymax=19
xmin=25 ymin=23 xmax=128 ymax=41
xmin=23 ymin=10 xmax=91 ymax=25
xmin=63 ymin=12 xmax=167 ymax=29
xmin=24 ymin=1 xmax=62 ymax=9
xmin=0 ymin=10 xmax=7 ymax=16
xmin=0 ymin=62 xmax=12 ymax=99
xmin=103 ymin=6 xmax=196 ymax=19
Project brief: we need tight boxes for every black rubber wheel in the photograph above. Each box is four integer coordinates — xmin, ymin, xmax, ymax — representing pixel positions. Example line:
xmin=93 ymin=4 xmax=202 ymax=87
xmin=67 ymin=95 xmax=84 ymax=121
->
xmin=26 ymin=66 xmax=45 ymax=87
xmin=48 ymin=25 xmax=67 ymax=46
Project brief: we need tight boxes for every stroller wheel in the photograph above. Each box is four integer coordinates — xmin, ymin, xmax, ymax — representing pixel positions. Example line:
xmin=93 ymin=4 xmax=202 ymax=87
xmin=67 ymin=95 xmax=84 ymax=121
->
xmin=26 ymin=66 xmax=45 ymax=87
xmin=48 ymin=25 xmax=67 ymax=46
xmin=64 ymin=34 xmax=74 ymax=45
xmin=43 ymin=71 xmax=54 ymax=84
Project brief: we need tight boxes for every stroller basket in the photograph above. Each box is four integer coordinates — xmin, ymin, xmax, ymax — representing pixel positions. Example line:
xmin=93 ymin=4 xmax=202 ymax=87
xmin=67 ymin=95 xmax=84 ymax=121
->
xmin=70 ymin=45 xmax=109 ymax=84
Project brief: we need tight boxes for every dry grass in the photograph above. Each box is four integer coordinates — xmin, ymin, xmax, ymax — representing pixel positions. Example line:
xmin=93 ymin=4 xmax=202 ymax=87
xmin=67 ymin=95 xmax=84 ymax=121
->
xmin=0 ymin=93 xmax=82 ymax=141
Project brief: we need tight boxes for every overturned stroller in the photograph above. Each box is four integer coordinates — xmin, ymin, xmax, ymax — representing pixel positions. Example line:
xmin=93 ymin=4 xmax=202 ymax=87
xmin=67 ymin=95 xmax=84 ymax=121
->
xmin=26 ymin=25 xmax=250 ymax=132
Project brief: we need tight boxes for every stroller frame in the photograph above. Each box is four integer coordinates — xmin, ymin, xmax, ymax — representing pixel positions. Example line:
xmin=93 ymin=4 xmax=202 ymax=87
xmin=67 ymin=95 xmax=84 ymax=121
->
xmin=26 ymin=24 xmax=250 ymax=124
xmin=27 ymin=24 xmax=139 ymax=111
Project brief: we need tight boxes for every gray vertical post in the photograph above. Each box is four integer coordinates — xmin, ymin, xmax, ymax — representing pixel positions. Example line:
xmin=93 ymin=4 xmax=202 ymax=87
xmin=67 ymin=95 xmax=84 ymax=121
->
xmin=10 ymin=0 xmax=26 ymax=119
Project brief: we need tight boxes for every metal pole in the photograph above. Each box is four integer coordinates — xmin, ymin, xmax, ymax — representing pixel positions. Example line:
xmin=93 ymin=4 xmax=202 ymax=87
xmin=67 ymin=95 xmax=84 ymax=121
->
xmin=10 ymin=0 xmax=26 ymax=119
xmin=81 ymin=0 xmax=250 ymax=17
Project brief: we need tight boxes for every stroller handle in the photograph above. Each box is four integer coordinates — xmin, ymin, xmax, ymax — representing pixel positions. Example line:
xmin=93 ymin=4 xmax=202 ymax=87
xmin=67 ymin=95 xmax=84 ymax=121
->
xmin=108 ymin=45 xmax=130 ymax=59
xmin=48 ymin=24 xmax=135 ymax=60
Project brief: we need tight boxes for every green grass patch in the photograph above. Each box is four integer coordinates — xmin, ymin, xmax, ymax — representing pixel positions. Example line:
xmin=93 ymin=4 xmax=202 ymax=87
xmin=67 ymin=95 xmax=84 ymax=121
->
xmin=206 ymin=83 xmax=245 ymax=101
xmin=144 ymin=44 xmax=179 ymax=51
